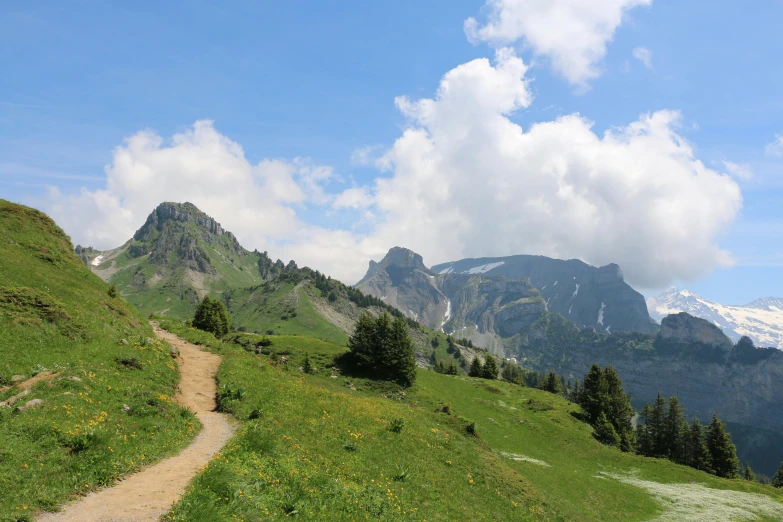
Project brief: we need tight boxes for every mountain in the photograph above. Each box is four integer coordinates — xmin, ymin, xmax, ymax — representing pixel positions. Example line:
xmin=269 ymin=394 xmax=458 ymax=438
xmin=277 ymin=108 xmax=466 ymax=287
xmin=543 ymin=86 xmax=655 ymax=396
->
xmin=647 ymin=287 xmax=783 ymax=348
xmin=357 ymin=248 xmax=656 ymax=353
xmin=78 ymin=202 xmax=294 ymax=316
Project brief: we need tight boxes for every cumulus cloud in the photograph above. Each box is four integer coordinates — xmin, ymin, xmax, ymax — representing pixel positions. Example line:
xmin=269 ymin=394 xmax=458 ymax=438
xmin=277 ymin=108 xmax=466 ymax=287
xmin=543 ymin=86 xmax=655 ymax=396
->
xmin=465 ymin=0 xmax=653 ymax=87
xmin=632 ymin=46 xmax=653 ymax=70
xmin=363 ymin=49 xmax=742 ymax=288
xmin=721 ymin=161 xmax=753 ymax=181
xmin=766 ymin=134 xmax=783 ymax=157
xmin=46 ymin=45 xmax=742 ymax=289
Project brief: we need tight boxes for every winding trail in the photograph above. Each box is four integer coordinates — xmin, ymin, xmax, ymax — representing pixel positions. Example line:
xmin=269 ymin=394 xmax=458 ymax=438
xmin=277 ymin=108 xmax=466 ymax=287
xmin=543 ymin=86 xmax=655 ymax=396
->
xmin=39 ymin=325 xmax=234 ymax=522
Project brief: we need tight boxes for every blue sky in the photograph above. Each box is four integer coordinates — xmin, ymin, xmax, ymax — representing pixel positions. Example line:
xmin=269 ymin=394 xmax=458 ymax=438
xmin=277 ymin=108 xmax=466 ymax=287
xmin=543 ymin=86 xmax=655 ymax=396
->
xmin=2 ymin=1 xmax=782 ymax=304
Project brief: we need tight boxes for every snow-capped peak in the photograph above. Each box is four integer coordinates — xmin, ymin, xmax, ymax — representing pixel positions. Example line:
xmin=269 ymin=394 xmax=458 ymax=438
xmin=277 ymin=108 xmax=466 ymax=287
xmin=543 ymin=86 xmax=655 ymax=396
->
xmin=647 ymin=289 xmax=783 ymax=349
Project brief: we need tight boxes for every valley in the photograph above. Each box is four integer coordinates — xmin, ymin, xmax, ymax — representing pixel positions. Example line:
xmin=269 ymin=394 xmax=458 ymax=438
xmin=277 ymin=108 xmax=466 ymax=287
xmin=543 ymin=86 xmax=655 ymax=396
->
xmin=3 ymin=199 xmax=783 ymax=520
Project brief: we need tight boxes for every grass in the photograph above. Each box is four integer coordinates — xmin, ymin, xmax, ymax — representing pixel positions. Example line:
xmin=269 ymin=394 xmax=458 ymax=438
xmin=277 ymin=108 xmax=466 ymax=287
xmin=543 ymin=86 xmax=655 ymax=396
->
xmin=159 ymin=320 xmax=783 ymax=521
xmin=0 ymin=201 xmax=199 ymax=521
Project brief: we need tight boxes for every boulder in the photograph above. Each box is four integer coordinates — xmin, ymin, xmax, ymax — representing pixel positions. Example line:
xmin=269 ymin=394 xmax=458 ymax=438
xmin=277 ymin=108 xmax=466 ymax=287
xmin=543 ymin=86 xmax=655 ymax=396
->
xmin=11 ymin=375 xmax=25 ymax=383
xmin=19 ymin=399 xmax=44 ymax=411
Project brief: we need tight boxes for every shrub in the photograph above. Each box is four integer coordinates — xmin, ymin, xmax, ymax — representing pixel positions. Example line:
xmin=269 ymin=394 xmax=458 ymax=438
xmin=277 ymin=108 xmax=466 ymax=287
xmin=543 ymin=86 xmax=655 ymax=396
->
xmin=347 ymin=313 xmax=417 ymax=386
xmin=388 ymin=418 xmax=405 ymax=433
xmin=107 ymin=284 xmax=118 ymax=298
xmin=115 ymin=356 xmax=143 ymax=370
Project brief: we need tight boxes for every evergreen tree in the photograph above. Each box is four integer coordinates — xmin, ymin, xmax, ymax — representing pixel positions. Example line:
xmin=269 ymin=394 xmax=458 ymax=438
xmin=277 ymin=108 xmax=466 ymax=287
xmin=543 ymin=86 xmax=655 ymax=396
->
xmin=446 ymin=362 xmax=458 ymax=375
xmin=580 ymin=364 xmax=608 ymax=423
xmin=664 ymin=396 xmax=688 ymax=463
xmin=501 ymin=363 xmax=525 ymax=385
xmin=636 ymin=404 xmax=653 ymax=457
xmin=543 ymin=370 xmax=562 ymax=394
xmin=570 ymin=377 xmax=582 ymax=403
xmin=348 ymin=313 xmax=377 ymax=371
xmin=302 ymin=352 xmax=313 ymax=374
xmin=387 ymin=316 xmax=417 ymax=386
xmin=706 ymin=414 xmax=740 ymax=479
xmin=773 ymin=462 xmax=783 ymax=488
xmin=481 ymin=355 xmax=499 ymax=379
xmin=594 ymin=412 xmax=620 ymax=447
xmin=192 ymin=295 xmax=231 ymax=337
xmin=347 ymin=313 xmax=417 ymax=386
xmin=683 ymin=417 xmax=711 ymax=472
xmin=742 ymin=462 xmax=756 ymax=482
xmin=647 ymin=393 xmax=668 ymax=458
xmin=468 ymin=356 xmax=483 ymax=377
xmin=604 ymin=366 xmax=636 ymax=452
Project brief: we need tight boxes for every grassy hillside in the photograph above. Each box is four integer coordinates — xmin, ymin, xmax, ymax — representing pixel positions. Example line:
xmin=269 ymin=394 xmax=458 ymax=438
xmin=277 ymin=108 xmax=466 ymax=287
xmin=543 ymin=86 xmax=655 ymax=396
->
xmin=0 ymin=201 xmax=198 ymax=520
xmin=160 ymin=319 xmax=783 ymax=521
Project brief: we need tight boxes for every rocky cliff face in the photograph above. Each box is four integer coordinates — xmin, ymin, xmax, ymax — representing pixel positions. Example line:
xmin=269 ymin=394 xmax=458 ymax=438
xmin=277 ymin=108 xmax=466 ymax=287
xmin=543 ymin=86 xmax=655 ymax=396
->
xmin=357 ymin=248 xmax=657 ymax=354
xmin=433 ymin=255 xmax=656 ymax=335
xmin=358 ymin=247 xmax=448 ymax=327
xmin=519 ymin=312 xmax=783 ymax=433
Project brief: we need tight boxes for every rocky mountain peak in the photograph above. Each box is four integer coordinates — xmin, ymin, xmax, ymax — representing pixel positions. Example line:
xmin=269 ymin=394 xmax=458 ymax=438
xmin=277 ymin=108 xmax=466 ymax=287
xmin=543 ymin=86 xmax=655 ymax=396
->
xmin=133 ymin=201 xmax=237 ymax=243
xmin=658 ymin=312 xmax=734 ymax=352
xmin=377 ymin=247 xmax=429 ymax=272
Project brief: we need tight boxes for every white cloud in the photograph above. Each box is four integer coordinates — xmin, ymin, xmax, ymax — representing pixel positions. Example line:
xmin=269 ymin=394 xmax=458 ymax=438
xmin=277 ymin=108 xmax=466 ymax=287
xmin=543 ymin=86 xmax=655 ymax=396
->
xmin=721 ymin=161 xmax=753 ymax=181
xmin=632 ymin=46 xmax=653 ymax=70
xmin=350 ymin=145 xmax=384 ymax=166
xmin=363 ymin=49 xmax=742 ymax=288
xmin=332 ymin=186 xmax=374 ymax=210
xmin=465 ymin=0 xmax=653 ymax=87
xmin=46 ymin=48 xmax=743 ymax=290
xmin=766 ymin=134 xmax=783 ymax=157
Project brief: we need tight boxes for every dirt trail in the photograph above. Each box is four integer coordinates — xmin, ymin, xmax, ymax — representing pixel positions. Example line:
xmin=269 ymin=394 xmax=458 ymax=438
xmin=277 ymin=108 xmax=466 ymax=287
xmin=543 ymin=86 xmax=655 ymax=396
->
xmin=38 ymin=325 xmax=234 ymax=522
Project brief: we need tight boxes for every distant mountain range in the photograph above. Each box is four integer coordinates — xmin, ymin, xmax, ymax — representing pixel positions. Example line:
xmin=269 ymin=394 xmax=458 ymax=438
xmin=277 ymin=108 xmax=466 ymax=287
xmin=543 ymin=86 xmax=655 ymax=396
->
xmin=647 ymin=287 xmax=783 ymax=349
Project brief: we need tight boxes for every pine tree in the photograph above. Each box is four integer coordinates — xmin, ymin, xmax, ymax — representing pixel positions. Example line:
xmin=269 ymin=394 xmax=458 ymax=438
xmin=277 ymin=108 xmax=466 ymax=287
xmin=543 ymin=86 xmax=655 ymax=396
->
xmin=647 ymin=393 xmax=668 ymax=458
xmin=580 ymin=364 xmax=608 ymax=423
xmin=683 ymin=417 xmax=711 ymax=472
xmin=664 ymin=396 xmax=688 ymax=463
xmin=706 ymin=414 xmax=740 ymax=479
xmin=348 ymin=313 xmax=377 ymax=370
xmin=302 ymin=352 xmax=313 ymax=374
xmin=636 ymin=404 xmax=653 ymax=457
xmin=742 ymin=462 xmax=756 ymax=482
xmin=773 ymin=462 xmax=783 ymax=488
xmin=543 ymin=370 xmax=562 ymax=394
xmin=347 ymin=313 xmax=417 ymax=386
xmin=468 ymin=356 xmax=483 ymax=377
xmin=604 ymin=366 xmax=636 ymax=452
xmin=192 ymin=295 xmax=231 ymax=337
xmin=481 ymin=355 xmax=499 ymax=379
xmin=594 ymin=412 xmax=620 ymax=447
xmin=446 ymin=362 xmax=458 ymax=375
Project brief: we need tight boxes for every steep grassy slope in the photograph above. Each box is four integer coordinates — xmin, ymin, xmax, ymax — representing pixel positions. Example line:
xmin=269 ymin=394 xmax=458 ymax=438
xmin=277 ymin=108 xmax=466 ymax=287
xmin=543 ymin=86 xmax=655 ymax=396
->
xmin=160 ymin=320 xmax=783 ymax=521
xmin=0 ymin=201 xmax=198 ymax=521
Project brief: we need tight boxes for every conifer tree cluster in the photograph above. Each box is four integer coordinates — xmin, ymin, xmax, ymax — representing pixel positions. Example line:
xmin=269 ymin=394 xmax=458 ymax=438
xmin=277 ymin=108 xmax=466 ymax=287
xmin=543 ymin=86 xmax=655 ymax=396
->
xmin=192 ymin=295 xmax=231 ymax=337
xmin=637 ymin=393 xmax=739 ymax=478
xmin=468 ymin=355 xmax=499 ymax=379
xmin=577 ymin=364 xmax=635 ymax=451
xmin=347 ymin=313 xmax=417 ymax=386
xmin=433 ymin=359 xmax=459 ymax=375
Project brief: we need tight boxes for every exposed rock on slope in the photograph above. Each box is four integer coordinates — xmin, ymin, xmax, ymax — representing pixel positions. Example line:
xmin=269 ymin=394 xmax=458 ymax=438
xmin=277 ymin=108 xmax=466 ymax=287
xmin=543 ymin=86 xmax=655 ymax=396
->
xmin=647 ymin=287 xmax=783 ymax=348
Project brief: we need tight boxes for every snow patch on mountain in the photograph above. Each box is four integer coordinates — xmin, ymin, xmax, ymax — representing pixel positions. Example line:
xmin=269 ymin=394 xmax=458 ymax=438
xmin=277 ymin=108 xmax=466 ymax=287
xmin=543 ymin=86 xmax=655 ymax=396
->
xmin=597 ymin=302 xmax=606 ymax=326
xmin=572 ymin=284 xmax=580 ymax=299
xmin=439 ymin=299 xmax=451 ymax=332
xmin=647 ymin=287 xmax=783 ymax=348
xmin=91 ymin=254 xmax=104 ymax=267
xmin=462 ymin=261 xmax=505 ymax=274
